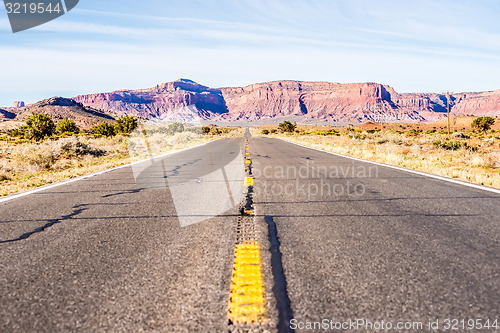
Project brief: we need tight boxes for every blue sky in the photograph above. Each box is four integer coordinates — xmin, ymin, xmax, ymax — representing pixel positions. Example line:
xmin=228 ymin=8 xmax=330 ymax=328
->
xmin=1 ymin=0 xmax=499 ymax=106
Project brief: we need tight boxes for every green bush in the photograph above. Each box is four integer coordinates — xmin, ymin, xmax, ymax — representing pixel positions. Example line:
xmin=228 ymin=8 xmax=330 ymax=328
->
xmin=56 ymin=119 xmax=80 ymax=135
xmin=376 ymin=138 xmax=389 ymax=144
xmin=425 ymin=129 xmax=437 ymax=134
xmin=114 ymin=115 xmax=138 ymax=135
xmin=24 ymin=113 xmax=55 ymax=141
xmin=261 ymin=129 xmax=270 ymax=135
xmin=9 ymin=126 xmax=27 ymax=138
xmin=58 ymin=137 xmax=105 ymax=157
xmin=92 ymin=122 xmax=115 ymax=137
xmin=270 ymin=129 xmax=277 ymax=134
xmin=408 ymin=129 xmax=423 ymax=136
xmin=210 ymin=128 xmax=222 ymax=135
xmin=278 ymin=121 xmax=296 ymax=133
xmin=312 ymin=130 xmax=340 ymax=136
xmin=472 ymin=116 xmax=495 ymax=133
xmin=201 ymin=127 xmax=234 ymax=135
xmin=166 ymin=122 xmax=185 ymax=135
xmin=366 ymin=129 xmax=380 ymax=134
xmin=433 ymin=140 xmax=463 ymax=150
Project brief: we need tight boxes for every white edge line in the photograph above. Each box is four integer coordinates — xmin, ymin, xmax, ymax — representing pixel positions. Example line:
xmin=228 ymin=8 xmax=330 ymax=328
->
xmin=0 ymin=138 xmax=221 ymax=204
xmin=278 ymin=137 xmax=500 ymax=195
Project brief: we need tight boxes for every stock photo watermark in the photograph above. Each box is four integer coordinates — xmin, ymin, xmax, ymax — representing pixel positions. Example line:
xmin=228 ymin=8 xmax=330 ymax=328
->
xmin=3 ymin=0 xmax=79 ymax=33
xmin=252 ymin=160 xmax=379 ymax=200
xmin=290 ymin=317 xmax=499 ymax=331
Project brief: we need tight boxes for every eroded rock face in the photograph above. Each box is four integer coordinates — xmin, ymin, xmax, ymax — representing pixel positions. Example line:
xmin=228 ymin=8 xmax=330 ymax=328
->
xmin=450 ymin=90 xmax=500 ymax=117
xmin=13 ymin=101 xmax=25 ymax=108
xmin=72 ymin=79 xmax=499 ymax=123
xmin=74 ymin=79 xmax=228 ymax=122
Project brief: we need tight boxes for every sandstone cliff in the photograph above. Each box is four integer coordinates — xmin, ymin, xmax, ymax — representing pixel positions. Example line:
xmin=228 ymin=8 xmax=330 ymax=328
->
xmin=450 ymin=90 xmax=500 ymax=117
xmin=74 ymin=79 xmax=227 ymax=122
xmin=72 ymin=79 xmax=499 ymax=123
xmin=13 ymin=101 xmax=25 ymax=108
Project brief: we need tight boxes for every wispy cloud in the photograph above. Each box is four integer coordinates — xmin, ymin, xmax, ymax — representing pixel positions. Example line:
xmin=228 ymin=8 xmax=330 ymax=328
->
xmin=0 ymin=0 xmax=499 ymax=105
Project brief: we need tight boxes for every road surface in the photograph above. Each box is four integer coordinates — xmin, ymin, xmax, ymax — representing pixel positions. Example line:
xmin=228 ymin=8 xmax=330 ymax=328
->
xmin=1 ymin=135 xmax=499 ymax=332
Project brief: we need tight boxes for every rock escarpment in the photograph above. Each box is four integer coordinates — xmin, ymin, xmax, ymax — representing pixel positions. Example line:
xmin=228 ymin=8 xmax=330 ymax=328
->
xmin=450 ymin=90 xmax=500 ymax=117
xmin=72 ymin=79 xmax=500 ymax=123
xmin=74 ymin=79 xmax=228 ymax=122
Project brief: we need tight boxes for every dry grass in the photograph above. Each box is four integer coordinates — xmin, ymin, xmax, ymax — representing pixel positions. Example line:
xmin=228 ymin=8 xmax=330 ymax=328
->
xmin=0 ymin=130 xmax=226 ymax=197
xmin=253 ymin=124 xmax=500 ymax=189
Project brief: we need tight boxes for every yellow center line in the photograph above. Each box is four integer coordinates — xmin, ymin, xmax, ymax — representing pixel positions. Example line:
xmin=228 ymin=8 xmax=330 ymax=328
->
xmin=228 ymin=241 xmax=268 ymax=325
xmin=244 ymin=176 xmax=254 ymax=186
xmin=228 ymin=138 xmax=268 ymax=326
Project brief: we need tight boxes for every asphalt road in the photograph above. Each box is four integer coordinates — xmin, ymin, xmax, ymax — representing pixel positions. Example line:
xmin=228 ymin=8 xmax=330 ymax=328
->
xmin=251 ymin=137 xmax=500 ymax=332
xmin=0 ymin=138 xmax=245 ymax=332
xmin=1 ymin=135 xmax=499 ymax=332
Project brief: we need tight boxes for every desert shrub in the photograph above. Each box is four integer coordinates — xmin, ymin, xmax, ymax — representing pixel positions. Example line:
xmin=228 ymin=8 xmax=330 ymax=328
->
xmin=57 ymin=137 xmax=105 ymax=157
xmin=270 ymin=129 xmax=277 ymax=134
xmin=56 ymin=119 xmax=80 ymax=135
xmin=185 ymin=126 xmax=203 ymax=135
xmin=433 ymin=140 xmax=463 ymax=150
xmin=166 ymin=122 xmax=185 ymax=135
xmin=114 ymin=115 xmax=138 ymax=135
xmin=200 ymin=126 xmax=233 ymax=136
xmin=451 ymin=132 xmax=469 ymax=139
xmin=261 ymin=129 xmax=270 ymax=135
xmin=315 ymin=130 xmax=340 ymax=136
xmin=278 ymin=121 xmax=296 ymax=133
xmin=9 ymin=126 xmax=27 ymax=138
xmin=366 ymin=129 xmax=380 ymax=134
xmin=14 ymin=144 xmax=56 ymax=170
xmin=472 ymin=117 xmax=495 ymax=133
xmin=425 ymin=129 xmax=437 ymax=134
xmin=211 ymin=128 xmax=222 ymax=135
xmin=92 ymin=122 xmax=116 ymax=137
xmin=353 ymin=133 xmax=367 ymax=140
xmin=408 ymin=129 xmax=423 ymax=136
xmin=376 ymin=138 xmax=389 ymax=144
xmin=205 ymin=127 xmax=234 ymax=135
xmin=24 ymin=113 xmax=55 ymax=141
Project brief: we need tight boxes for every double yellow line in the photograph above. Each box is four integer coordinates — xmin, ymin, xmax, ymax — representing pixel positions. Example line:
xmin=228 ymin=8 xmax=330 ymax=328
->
xmin=228 ymin=138 xmax=268 ymax=325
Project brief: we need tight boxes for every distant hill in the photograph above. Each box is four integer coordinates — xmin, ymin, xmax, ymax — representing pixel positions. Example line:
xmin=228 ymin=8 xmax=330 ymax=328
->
xmin=0 ymin=108 xmax=16 ymax=120
xmin=72 ymin=78 xmax=500 ymax=123
xmin=16 ymin=97 xmax=115 ymax=128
